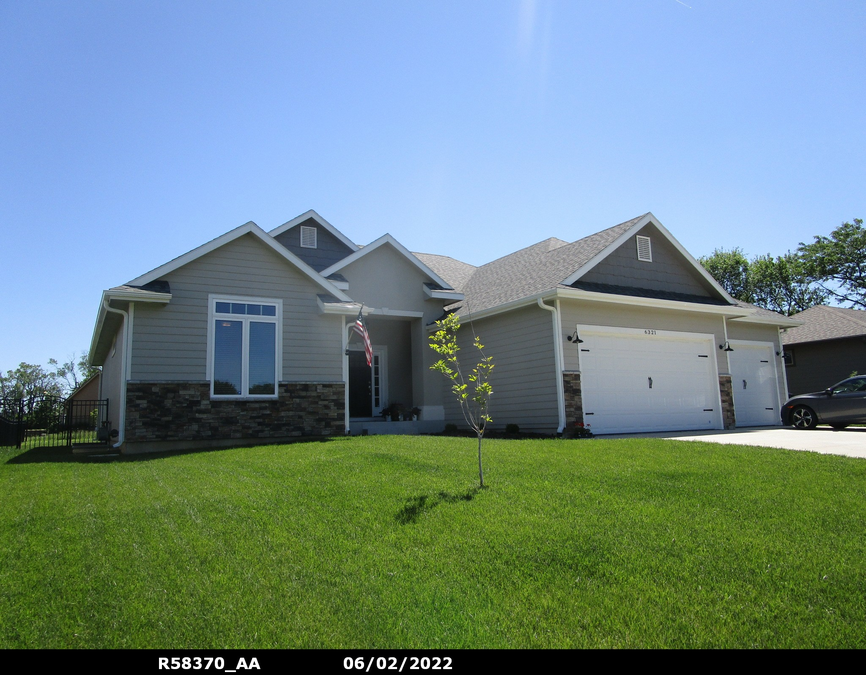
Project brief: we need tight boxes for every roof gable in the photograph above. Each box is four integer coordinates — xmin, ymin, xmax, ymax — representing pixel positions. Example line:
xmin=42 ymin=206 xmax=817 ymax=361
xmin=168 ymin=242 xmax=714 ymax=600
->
xmin=127 ymin=221 xmax=351 ymax=301
xmin=321 ymin=234 xmax=454 ymax=290
xmin=577 ymin=221 xmax=722 ymax=300
xmin=268 ymin=209 xmax=359 ymax=252
xmin=561 ymin=213 xmax=734 ymax=303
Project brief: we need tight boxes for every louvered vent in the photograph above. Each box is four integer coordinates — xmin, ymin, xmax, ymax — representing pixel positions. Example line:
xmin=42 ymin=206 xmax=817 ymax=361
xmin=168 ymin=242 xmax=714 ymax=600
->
xmin=636 ymin=235 xmax=652 ymax=262
xmin=300 ymin=225 xmax=317 ymax=249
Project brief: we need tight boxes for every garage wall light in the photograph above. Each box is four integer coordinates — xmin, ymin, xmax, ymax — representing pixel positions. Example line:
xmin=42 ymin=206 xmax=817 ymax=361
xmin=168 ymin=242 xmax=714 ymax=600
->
xmin=566 ymin=330 xmax=584 ymax=344
xmin=719 ymin=341 xmax=734 ymax=352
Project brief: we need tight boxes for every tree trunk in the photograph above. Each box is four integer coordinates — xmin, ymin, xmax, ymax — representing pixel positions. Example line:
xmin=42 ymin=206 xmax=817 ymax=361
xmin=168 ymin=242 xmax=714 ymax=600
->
xmin=477 ymin=433 xmax=484 ymax=487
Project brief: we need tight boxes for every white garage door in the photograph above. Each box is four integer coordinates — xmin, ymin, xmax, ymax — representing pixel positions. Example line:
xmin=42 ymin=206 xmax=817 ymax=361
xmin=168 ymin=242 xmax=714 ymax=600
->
xmin=578 ymin=325 xmax=722 ymax=434
xmin=728 ymin=341 xmax=780 ymax=427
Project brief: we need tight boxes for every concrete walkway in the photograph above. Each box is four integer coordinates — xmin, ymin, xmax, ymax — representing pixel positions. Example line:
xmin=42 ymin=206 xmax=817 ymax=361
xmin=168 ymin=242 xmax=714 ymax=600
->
xmin=604 ymin=426 xmax=866 ymax=460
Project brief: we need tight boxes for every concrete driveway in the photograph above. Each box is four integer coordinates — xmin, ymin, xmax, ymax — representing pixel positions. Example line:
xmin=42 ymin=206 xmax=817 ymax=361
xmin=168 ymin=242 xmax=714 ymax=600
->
xmin=605 ymin=426 xmax=866 ymax=460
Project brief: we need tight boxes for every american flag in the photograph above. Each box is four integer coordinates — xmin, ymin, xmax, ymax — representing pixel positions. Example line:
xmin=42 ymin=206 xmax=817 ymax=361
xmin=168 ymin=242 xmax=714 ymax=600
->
xmin=351 ymin=308 xmax=373 ymax=367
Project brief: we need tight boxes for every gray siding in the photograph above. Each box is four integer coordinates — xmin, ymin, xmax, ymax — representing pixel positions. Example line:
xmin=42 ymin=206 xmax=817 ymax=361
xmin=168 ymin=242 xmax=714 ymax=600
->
xmin=581 ymin=223 xmax=717 ymax=298
xmin=130 ymin=233 xmax=344 ymax=383
xmin=273 ymin=217 xmax=354 ymax=272
xmin=784 ymin=337 xmax=866 ymax=396
xmin=442 ymin=305 xmax=558 ymax=433
xmin=100 ymin=319 xmax=125 ymax=433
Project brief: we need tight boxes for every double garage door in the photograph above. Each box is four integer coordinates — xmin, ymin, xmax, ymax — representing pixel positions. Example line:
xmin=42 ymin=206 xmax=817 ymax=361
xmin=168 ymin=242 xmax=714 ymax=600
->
xmin=578 ymin=326 xmax=780 ymax=434
xmin=578 ymin=326 xmax=722 ymax=435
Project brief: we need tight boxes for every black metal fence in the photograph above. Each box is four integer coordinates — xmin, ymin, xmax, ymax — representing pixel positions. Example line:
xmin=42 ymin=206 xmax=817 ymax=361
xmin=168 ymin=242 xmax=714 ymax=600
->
xmin=0 ymin=396 xmax=110 ymax=450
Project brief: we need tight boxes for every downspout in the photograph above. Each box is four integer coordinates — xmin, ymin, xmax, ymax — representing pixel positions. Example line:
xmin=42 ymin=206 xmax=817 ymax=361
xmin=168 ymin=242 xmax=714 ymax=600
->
xmin=102 ymin=299 xmax=128 ymax=448
xmin=537 ymin=297 xmax=566 ymax=433
xmin=343 ymin=317 xmax=350 ymax=434
xmin=778 ymin=327 xmax=791 ymax=401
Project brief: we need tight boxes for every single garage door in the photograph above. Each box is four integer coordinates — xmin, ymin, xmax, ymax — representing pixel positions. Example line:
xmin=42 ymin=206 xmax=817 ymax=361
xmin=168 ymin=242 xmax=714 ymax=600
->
xmin=577 ymin=325 xmax=722 ymax=434
xmin=728 ymin=341 xmax=780 ymax=427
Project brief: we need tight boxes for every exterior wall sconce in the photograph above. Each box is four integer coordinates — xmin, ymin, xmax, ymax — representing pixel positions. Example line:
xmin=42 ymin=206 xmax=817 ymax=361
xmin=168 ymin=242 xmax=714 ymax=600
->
xmin=567 ymin=330 xmax=584 ymax=344
xmin=719 ymin=341 xmax=734 ymax=352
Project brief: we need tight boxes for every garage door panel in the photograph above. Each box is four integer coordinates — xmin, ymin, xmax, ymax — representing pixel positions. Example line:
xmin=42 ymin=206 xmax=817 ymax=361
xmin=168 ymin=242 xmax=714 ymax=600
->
xmin=578 ymin=327 xmax=722 ymax=434
xmin=729 ymin=342 xmax=779 ymax=427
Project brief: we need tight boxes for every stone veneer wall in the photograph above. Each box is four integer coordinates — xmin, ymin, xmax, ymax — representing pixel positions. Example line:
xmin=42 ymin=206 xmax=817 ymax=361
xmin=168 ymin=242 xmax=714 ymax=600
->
xmin=562 ymin=371 xmax=584 ymax=433
xmin=125 ymin=381 xmax=345 ymax=444
xmin=719 ymin=374 xmax=736 ymax=430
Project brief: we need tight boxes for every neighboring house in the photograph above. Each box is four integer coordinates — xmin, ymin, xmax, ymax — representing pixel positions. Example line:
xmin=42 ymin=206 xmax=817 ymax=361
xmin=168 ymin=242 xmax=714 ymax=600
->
xmin=781 ymin=305 xmax=866 ymax=396
xmin=89 ymin=210 xmax=798 ymax=453
xmin=67 ymin=372 xmax=101 ymax=403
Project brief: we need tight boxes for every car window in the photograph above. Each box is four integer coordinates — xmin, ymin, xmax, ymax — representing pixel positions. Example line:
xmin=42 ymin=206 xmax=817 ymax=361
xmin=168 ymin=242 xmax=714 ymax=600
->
xmin=832 ymin=378 xmax=866 ymax=394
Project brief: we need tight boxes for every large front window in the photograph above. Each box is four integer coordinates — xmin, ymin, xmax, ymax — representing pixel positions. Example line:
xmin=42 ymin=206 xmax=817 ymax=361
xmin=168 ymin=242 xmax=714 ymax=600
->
xmin=209 ymin=297 xmax=281 ymax=398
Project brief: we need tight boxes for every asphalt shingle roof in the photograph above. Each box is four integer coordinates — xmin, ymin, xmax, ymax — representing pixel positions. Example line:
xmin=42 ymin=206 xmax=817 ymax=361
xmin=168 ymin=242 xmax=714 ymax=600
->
xmin=417 ymin=214 xmax=646 ymax=313
xmin=782 ymin=305 xmax=866 ymax=345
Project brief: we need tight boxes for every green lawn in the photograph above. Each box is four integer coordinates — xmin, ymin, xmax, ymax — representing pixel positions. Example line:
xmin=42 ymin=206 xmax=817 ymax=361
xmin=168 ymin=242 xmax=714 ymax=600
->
xmin=0 ymin=435 xmax=864 ymax=648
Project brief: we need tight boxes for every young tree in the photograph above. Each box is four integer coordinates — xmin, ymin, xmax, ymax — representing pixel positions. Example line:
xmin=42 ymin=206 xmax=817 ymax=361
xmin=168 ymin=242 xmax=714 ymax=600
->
xmin=428 ymin=313 xmax=494 ymax=487
xmin=798 ymin=218 xmax=866 ymax=309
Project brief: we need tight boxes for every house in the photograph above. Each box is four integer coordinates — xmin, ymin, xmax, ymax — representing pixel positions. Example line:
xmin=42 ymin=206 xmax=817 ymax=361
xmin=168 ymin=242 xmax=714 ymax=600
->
xmin=89 ymin=210 xmax=798 ymax=453
xmin=781 ymin=305 xmax=866 ymax=396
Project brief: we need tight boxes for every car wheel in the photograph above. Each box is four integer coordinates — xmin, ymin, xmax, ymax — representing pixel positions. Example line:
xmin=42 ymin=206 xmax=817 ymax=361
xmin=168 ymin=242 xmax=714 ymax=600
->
xmin=831 ymin=423 xmax=849 ymax=430
xmin=790 ymin=405 xmax=817 ymax=430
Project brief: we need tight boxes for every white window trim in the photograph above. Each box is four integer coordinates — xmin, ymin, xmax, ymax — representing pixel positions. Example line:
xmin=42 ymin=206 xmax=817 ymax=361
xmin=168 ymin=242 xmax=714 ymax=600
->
xmin=207 ymin=294 xmax=283 ymax=399
xmin=300 ymin=225 xmax=317 ymax=249
xmin=636 ymin=235 xmax=652 ymax=262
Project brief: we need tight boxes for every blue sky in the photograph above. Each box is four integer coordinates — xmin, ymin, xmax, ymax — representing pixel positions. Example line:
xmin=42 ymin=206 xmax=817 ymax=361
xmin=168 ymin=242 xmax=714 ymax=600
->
xmin=1 ymin=0 xmax=864 ymax=373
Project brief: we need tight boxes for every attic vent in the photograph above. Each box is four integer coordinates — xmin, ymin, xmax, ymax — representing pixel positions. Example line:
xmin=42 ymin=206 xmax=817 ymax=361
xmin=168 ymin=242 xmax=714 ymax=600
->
xmin=300 ymin=225 xmax=317 ymax=249
xmin=636 ymin=235 xmax=652 ymax=262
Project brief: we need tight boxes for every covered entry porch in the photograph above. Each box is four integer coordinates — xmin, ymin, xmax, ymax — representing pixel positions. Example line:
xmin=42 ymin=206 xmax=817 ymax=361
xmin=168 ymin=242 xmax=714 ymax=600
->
xmin=345 ymin=313 xmax=444 ymax=435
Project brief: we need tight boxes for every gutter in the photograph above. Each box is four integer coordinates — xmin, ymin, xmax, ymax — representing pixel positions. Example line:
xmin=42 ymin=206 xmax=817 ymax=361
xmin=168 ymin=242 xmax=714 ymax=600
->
xmin=537 ymin=298 xmax=566 ymax=433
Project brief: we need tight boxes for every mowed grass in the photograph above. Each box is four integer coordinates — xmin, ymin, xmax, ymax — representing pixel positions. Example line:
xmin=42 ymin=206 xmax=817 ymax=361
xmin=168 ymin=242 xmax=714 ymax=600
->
xmin=0 ymin=435 xmax=864 ymax=649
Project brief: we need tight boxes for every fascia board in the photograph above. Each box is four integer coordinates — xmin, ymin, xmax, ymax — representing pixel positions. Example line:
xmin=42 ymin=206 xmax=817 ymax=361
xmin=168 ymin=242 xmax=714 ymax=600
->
xmin=127 ymin=221 xmax=352 ymax=302
xmin=321 ymin=234 xmax=454 ymax=290
xmin=268 ymin=209 xmax=359 ymax=251
xmin=317 ymin=297 xmax=362 ymax=315
xmin=434 ymin=288 xmax=754 ymax=331
xmin=729 ymin=313 xmax=802 ymax=327
xmin=106 ymin=289 xmax=172 ymax=303
xmin=423 ymin=286 xmax=465 ymax=301
xmin=369 ymin=308 xmax=425 ymax=318
xmin=555 ymin=287 xmax=751 ymax=317
xmin=561 ymin=213 xmax=737 ymax=304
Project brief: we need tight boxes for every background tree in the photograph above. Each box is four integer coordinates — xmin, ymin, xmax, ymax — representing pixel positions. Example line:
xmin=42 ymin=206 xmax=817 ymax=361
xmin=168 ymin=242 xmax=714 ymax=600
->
xmin=429 ymin=313 xmax=494 ymax=487
xmin=50 ymin=351 xmax=99 ymax=394
xmin=0 ymin=351 xmax=99 ymax=399
xmin=698 ymin=247 xmax=752 ymax=302
xmin=699 ymin=248 xmax=826 ymax=316
xmin=797 ymin=218 xmax=866 ymax=309
xmin=0 ymin=363 xmax=64 ymax=399
xmin=749 ymin=253 xmax=828 ymax=316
